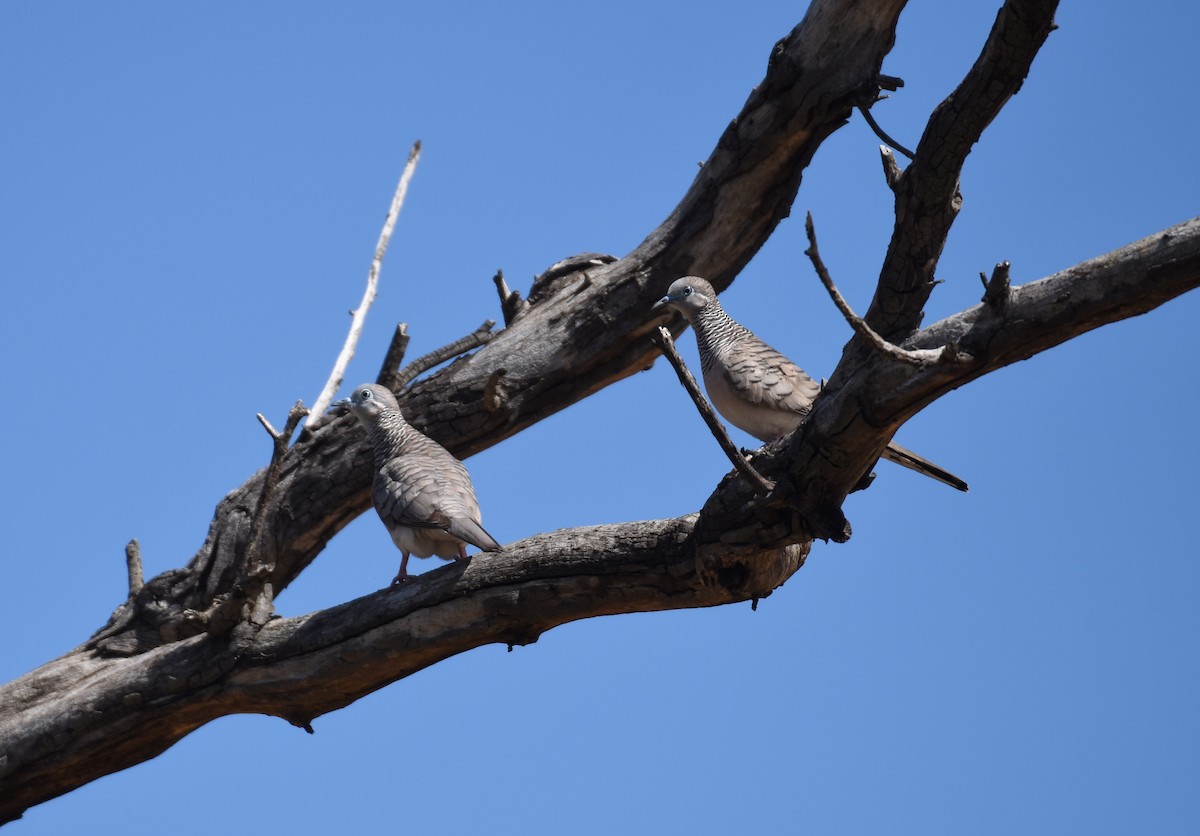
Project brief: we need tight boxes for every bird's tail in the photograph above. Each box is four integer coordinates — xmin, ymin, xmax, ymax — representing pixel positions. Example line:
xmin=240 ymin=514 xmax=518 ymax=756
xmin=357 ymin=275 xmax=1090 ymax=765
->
xmin=449 ymin=517 xmax=503 ymax=552
xmin=881 ymin=441 xmax=969 ymax=492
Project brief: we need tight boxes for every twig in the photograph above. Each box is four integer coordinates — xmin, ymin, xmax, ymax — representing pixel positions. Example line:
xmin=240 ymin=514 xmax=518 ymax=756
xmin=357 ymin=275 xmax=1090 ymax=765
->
xmin=981 ymin=260 xmax=1012 ymax=308
xmin=651 ymin=326 xmax=774 ymax=497
xmin=803 ymin=213 xmax=941 ymax=367
xmin=395 ymin=320 xmax=496 ymax=387
xmin=309 ymin=140 xmax=422 ymax=423
xmin=124 ymin=539 xmax=143 ymax=597
xmin=376 ymin=322 xmax=411 ymax=388
xmin=493 ymin=269 xmax=527 ymax=325
xmin=858 ymin=105 xmax=915 ymax=160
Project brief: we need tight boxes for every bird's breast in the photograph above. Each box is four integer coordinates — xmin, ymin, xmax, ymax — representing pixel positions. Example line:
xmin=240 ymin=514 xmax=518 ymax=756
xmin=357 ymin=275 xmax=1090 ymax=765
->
xmin=702 ymin=365 xmax=802 ymax=443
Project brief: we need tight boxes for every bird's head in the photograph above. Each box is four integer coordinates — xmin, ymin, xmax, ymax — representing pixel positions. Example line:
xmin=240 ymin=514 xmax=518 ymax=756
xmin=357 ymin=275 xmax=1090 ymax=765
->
xmin=331 ymin=383 xmax=402 ymax=425
xmin=652 ymin=276 xmax=717 ymax=321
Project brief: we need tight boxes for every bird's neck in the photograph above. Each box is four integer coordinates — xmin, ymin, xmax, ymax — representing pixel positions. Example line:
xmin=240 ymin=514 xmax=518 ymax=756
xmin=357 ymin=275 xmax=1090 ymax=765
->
xmin=367 ymin=411 xmax=416 ymax=462
xmin=691 ymin=302 xmax=741 ymax=371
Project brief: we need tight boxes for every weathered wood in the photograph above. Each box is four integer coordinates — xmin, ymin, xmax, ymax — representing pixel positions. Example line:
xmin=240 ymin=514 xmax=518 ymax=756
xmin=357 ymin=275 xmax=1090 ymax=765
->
xmin=4 ymin=0 xmax=1199 ymax=825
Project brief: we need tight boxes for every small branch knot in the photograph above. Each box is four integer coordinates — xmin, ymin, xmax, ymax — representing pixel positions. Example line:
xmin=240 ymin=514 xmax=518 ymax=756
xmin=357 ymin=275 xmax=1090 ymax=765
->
xmin=483 ymin=368 xmax=509 ymax=412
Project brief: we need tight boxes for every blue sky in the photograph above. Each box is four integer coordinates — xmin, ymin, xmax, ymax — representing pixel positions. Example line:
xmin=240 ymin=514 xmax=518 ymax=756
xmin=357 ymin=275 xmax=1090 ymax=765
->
xmin=3 ymin=2 xmax=1198 ymax=833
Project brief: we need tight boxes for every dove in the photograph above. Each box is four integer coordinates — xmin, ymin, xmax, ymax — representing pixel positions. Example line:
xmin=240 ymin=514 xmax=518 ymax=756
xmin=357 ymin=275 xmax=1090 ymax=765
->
xmin=654 ymin=276 xmax=967 ymax=492
xmin=336 ymin=383 xmax=501 ymax=583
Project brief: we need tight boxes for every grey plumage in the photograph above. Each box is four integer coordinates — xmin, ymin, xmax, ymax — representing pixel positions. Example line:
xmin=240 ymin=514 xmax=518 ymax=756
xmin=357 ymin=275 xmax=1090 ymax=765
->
xmin=338 ymin=383 xmax=501 ymax=583
xmin=654 ymin=276 xmax=968 ymax=492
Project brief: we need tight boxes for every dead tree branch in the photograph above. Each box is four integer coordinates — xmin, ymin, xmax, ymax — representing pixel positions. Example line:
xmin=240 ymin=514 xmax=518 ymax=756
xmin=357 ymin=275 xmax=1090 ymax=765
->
xmin=493 ymin=269 xmax=528 ymax=325
xmin=191 ymin=401 xmax=310 ymax=637
xmin=857 ymin=104 xmax=914 ymax=160
xmin=310 ymin=141 xmax=422 ymax=420
xmin=6 ymin=209 xmax=1197 ymax=821
xmin=8 ymin=2 xmax=1197 ymax=823
xmin=376 ymin=322 xmax=412 ymax=388
xmin=981 ymin=261 xmax=1012 ymax=308
xmin=803 ymin=213 xmax=943 ymax=367
xmin=863 ymin=0 xmax=1060 ymax=343
xmin=651 ymin=326 xmax=775 ymax=496
xmin=124 ymin=539 xmax=143 ymax=596
xmin=394 ymin=320 xmax=497 ymax=388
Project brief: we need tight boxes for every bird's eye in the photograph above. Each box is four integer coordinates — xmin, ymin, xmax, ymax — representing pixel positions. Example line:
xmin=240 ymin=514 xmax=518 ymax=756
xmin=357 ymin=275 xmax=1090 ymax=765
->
xmin=682 ymin=286 xmax=693 ymax=296
xmin=359 ymin=389 xmax=372 ymax=400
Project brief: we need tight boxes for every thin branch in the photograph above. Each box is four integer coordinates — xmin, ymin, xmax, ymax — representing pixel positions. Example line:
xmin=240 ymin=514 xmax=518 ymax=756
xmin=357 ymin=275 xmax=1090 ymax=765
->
xmin=862 ymin=0 xmax=1059 ymax=339
xmin=309 ymin=140 xmax=422 ymax=422
xmin=804 ymin=213 xmax=944 ymax=367
xmin=858 ymin=105 xmax=915 ymax=160
xmin=651 ymin=326 xmax=774 ymax=497
xmin=395 ymin=320 xmax=496 ymax=388
xmin=493 ymin=269 xmax=528 ymax=325
xmin=124 ymin=539 xmax=143 ymax=596
xmin=376 ymin=322 xmax=411 ymax=388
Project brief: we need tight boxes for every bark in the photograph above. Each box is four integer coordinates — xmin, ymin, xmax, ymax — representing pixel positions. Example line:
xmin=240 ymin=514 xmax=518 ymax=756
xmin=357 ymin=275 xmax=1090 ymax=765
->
xmin=2 ymin=0 xmax=1197 ymax=824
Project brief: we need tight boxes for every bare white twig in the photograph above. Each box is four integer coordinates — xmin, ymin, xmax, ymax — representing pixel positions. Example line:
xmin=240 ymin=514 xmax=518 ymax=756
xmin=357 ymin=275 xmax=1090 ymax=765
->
xmin=309 ymin=140 xmax=423 ymax=423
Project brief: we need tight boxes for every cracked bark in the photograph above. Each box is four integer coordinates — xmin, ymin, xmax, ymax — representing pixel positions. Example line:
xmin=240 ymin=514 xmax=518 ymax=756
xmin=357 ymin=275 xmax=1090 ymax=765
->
xmin=2 ymin=0 xmax=1198 ymax=824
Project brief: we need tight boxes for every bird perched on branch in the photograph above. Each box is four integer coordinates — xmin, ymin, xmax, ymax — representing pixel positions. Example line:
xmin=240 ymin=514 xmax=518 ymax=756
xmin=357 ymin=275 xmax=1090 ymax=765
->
xmin=653 ymin=276 xmax=967 ymax=492
xmin=334 ymin=383 xmax=501 ymax=583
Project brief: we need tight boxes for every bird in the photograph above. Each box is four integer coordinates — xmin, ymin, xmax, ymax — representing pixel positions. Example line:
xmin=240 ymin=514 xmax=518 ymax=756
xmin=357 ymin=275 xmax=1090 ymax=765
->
xmin=653 ymin=276 xmax=968 ymax=492
xmin=335 ymin=383 xmax=501 ymax=583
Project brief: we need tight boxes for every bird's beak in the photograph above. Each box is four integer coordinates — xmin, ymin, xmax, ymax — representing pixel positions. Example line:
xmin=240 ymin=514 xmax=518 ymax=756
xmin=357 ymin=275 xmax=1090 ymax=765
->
xmin=327 ymin=397 xmax=353 ymax=416
xmin=651 ymin=294 xmax=673 ymax=312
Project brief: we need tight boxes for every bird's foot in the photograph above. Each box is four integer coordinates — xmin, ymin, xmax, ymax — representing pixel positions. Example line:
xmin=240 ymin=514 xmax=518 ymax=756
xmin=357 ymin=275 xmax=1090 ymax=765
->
xmin=390 ymin=572 xmax=412 ymax=586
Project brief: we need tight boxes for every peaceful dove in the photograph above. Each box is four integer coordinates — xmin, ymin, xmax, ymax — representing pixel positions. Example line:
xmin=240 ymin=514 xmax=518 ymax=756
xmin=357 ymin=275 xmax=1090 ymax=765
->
xmin=653 ymin=276 xmax=968 ymax=492
xmin=336 ymin=383 xmax=501 ymax=583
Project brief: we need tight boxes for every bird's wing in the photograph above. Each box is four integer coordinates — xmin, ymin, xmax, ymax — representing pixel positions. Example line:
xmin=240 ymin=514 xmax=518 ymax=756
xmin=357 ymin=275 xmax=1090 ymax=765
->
xmin=374 ymin=445 xmax=500 ymax=550
xmin=720 ymin=333 xmax=822 ymax=416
